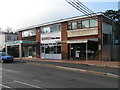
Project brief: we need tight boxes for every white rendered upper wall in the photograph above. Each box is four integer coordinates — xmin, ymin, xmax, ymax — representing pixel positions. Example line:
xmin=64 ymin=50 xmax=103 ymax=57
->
xmin=0 ymin=33 xmax=18 ymax=51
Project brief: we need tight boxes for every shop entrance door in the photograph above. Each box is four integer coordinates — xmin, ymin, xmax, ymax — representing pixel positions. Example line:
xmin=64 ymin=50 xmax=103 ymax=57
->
xmin=28 ymin=46 xmax=36 ymax=58
xmin=69 ymin=41 xmax=98 ymax=60
xmin=70 ymin=43 xmax=86 ymax=60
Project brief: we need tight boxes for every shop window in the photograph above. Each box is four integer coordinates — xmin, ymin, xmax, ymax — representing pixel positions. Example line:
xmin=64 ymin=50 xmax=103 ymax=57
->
xmin=57 ymin=43 xmax=61 ymax=45
xmin=82 ymin=20 xmax=89 ymax=28
xmin=56 ymin=37 xmax=60 ymax=39
xmin=45 ymin=46 xmax=50 ymax=54
xmin=103 ymin=34 xmax=111 ymax=44
xmin=90 ymin=19 xmax=98 ymax=27
xmin=57 ymin=46 xmax=61 ymax=54
xmin=45 ymin=46 xmax=57 ymax=54
xmin=41 ymin=47 xmax=44 ymax=53
xmin=49 ymin=46 xmax=54 ymax=54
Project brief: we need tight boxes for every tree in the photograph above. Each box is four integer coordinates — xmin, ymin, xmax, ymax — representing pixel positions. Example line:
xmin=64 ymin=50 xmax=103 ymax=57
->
xmin=5 ymin=27 xmax=17 ymax=34
xmin=104 ymin=10 xmax=120 ymax=45
xmin=104 ymin=10 xmax=120 ymax=23
xmin=5 ymin=27 xmax=13 ymax=33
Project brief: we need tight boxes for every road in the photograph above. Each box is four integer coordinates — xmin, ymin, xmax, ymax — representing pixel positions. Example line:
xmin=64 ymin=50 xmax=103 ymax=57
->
xmin=22 ymin=60 xmax=119 ymax=75
xmin=0 ymin=61 xmax=119 ymax=89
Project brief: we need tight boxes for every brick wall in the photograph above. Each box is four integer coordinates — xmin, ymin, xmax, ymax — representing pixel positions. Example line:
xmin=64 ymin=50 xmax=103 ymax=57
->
xmin=18 ymin=31 xmax=22 ymax=40
xmin=61 ymin=22 xmax=68 ymax=59
xmin=36 ymin=27 xmax=41 ymax=58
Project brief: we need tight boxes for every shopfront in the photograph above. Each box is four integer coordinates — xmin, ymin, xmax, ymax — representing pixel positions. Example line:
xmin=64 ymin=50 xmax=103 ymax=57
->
xmin=5 ymin=40 xmax=38 ymax=58
xmin=40 ymin=24 xmax=62 ymax=59
xmin=67 ymin=18 xmax=99 ymax=60
xmin=68 ymin=39 xmax=98 ymax=60
xmin=22 ymin=45 xmax=36 ymax=58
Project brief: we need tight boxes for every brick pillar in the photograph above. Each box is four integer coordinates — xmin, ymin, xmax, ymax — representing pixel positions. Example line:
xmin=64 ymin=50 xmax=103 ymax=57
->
xmin=98 ymin=16 xmax=103 ymax=61
xmin=36 ymin=27 xmax=41 ymax=58
xmin=61 ymin=22 xmax=68 ymax=60
xmin=18 ymin=31 xmax=22 ymax=40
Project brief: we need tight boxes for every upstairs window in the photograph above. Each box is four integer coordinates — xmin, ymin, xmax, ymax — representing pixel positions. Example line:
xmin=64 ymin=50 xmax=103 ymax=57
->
xmin=68 ymin=22 xmax=77 ymax=30
xmin=68 ymin=19 xmax=98 ymax=30
xmin=68 ymin=22 xmax=72 ymax=30
xmin=41 ymin=24 xmax=61 ymax=34
xmin=90 ymin=19 xmax=98 ymax=27
xmin=82 ymin=20 xmax=89 ymax=28
xmin=77 ymin=21 xmax=82 ymax=29
xmin=72 ymin=22 xmax=77 ymax=30
xmin=7 ymin=36 xmax=11 ymax=40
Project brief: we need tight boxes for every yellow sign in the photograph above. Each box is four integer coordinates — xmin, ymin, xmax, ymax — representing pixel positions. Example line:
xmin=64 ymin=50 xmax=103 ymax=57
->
xmin=67 ymin=28 xmax=98 ymax=37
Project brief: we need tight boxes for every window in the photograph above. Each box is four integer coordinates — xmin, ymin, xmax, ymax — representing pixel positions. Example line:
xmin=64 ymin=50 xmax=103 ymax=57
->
xmin=28 ymin=29 xmax=36 ymax=36
xmin=68 ymin=22 xmax=72 ymax=30
xmin=90 ymin=19 xmax=98 ymax=27
xmin=50 ymin=24 xmax=61 ymax=32
xmin=68 ymin=22 xmax=77 ymax=30
xmin=72 ymin=22 xmax=77 ymax=30
xmin=22 ymin=29 xmax=36 ymax=37
xmin=68 ymin=19 xmax=98 ymax=30
xmin=7 ymin=36 xmax=11 ymax=40
xmin=45 ymin=46 xmax=50 ymax=54
xmin=77 ymin=21 xmax=82 ymax=29
xmin=41 ymin=47 xmax=44 ymax=53
xmin=41 ymin=24 xmax=61 ymax=34
xmin=57 ymin=46 xmax=61 ymax=54
xmin=82 ymin=20 xmax=89 ymax=28
xmin=103 ymin=34 xmax=111 ymax=44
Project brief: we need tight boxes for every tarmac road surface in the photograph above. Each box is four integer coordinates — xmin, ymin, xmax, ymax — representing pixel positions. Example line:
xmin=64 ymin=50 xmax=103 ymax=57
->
xmin=1 ymin=61 xmax=119 ymax=89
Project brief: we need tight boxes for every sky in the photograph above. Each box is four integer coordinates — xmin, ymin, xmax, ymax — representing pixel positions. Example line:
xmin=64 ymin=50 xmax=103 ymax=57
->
xmin=0 ymin=0 xmax=119 ymax=31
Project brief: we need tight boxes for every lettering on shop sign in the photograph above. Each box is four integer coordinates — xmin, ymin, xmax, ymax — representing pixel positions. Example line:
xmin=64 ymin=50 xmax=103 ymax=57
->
xmin=42 ymin=37 xmax=60 ymax=40
xmin=67 ymin=28 xmax=98 ymax=37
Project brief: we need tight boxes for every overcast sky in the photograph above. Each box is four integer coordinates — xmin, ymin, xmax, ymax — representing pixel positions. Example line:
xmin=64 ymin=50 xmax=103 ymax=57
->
xmin=0 ymin=0 xmax=119 ymax=31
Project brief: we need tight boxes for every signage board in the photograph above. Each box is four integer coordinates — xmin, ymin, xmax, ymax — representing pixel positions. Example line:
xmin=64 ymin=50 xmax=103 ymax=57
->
xmin=67 ymin=28 xmax=98 ymax=37
xmin=5 ymin=40 xmax=37 ymax=45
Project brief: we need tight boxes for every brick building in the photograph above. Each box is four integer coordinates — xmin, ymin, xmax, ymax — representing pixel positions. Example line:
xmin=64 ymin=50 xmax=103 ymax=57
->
xmin=5 ymin=13 xmax=120 ymax=61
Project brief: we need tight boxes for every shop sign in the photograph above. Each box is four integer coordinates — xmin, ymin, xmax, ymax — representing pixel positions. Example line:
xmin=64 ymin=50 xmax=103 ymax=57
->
xmin=67 ymin=39 xmax=87 ymax=44
xmin=67 ymin=28 xmax=98 ymax=37
xmin=5 ymin=40 xmax=37 ymax=45
xmin=5 ymin=41 xmax=22 ymax=45
xmin=42 ymin=37 xmax=60 ymax=40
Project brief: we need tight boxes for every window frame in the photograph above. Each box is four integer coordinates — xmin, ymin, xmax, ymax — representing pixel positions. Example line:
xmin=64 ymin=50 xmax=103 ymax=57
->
xmin=67 ymin=18 xmax=98 ymax=30
xmin=90 ymin=19 xmax=98 ymax=28
xmin=81 ymin=20 xmax=90 ymax=29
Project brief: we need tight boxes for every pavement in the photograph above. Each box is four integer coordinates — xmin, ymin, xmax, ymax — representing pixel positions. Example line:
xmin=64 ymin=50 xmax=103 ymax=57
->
xmin=15 ymin=58 xmax=120 ymax=78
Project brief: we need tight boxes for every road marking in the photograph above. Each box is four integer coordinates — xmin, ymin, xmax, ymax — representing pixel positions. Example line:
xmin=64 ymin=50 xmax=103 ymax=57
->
xmin=0 ymin=84 xmax=11 ymax=88
xmin=14 ymin=80 xmax=42 ymax=88
xmin=0 ymin=75 xmax=2 ymax=78
xmin=3 ymin=69 xmax=21 ymax=73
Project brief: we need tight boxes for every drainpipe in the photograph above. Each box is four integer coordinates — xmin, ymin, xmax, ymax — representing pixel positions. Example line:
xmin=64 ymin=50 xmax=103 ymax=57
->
xmin=86 ymin=40 xmax=88 ymax=64
xmin=5 ymin=45 xmax=8 ymax=54
xmin=19 ymin=43 xmax=22 ymax=59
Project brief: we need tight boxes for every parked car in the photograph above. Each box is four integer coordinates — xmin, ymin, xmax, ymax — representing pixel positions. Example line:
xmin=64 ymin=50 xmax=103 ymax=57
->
xmin=0 ymin=52 xmax=14 ymax=63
